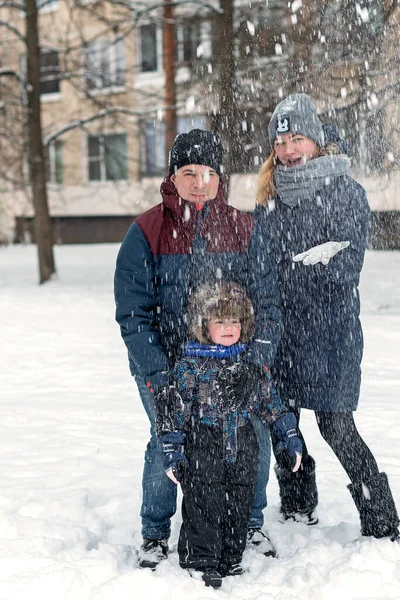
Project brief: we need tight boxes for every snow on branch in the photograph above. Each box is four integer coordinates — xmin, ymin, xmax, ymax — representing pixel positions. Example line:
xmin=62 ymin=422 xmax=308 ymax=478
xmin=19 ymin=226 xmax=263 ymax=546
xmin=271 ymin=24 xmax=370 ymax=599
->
xmin=0 ymin=19 xmax=26 ymax=41
xmin=0 ymin=68 xmax=24 ymax=82
xmin=133 ymin=0 xmax=223 ymax=23
xmin=319 ymin=78 xmax=400 ymax=119
xmin=0 ymin=0 xmax=24 ymax=8
xmin=43 ymin=105 xmax=183 ymax=145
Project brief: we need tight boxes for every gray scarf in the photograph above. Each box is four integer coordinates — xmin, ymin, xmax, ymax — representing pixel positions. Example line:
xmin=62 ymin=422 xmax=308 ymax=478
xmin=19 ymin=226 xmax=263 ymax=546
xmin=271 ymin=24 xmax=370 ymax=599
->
xmin=274 ymin=155 xmax=351 ymax=207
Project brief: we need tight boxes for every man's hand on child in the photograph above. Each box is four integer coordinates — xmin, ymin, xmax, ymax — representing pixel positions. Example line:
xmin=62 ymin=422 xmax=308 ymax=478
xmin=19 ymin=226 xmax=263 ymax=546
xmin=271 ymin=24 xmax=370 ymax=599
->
xmin=155 ymin=385 xmax=178 ymax=437
xmin=160 ymin=431 xmax=188 ymax=484
xmin=272 ymin=412 xmax=302 ymax=473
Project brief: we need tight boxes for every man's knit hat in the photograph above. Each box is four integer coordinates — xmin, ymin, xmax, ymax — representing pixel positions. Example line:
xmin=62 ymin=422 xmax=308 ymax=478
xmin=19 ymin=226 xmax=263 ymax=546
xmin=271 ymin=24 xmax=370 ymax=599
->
xmin=268 ymin=93 xmax=325 ymax=150
xmin=188 ymin=282 xmax=255 ymax=345
xmin=168 ymin=129 xmax=224 ymax=176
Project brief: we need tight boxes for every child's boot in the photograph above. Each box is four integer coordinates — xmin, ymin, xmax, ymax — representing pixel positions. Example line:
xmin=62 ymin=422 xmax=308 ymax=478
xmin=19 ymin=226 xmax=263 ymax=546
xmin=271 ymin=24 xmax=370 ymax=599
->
xmin=202 ymin=568 xmax=222 ymax=588
xmin=220 ymin=563 xmax=244 ymax=577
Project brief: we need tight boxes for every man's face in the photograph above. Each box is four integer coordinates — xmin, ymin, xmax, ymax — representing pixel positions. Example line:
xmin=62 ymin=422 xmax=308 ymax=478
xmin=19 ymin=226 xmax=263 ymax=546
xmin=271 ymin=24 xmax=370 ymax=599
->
xmin=171 ymin=164 xmax=220 ymax=204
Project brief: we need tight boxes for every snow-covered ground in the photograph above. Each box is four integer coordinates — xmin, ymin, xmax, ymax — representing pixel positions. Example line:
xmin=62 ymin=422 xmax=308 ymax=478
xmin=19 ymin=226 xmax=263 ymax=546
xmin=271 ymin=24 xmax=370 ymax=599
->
xmin=1 ymin=244 xmax=400 ymax=600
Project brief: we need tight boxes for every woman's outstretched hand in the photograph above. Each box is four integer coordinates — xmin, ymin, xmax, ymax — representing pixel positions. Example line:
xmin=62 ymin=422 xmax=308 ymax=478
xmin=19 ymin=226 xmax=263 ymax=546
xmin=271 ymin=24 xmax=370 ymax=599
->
xmin=293 ymin=241 xmax=350 ymax=266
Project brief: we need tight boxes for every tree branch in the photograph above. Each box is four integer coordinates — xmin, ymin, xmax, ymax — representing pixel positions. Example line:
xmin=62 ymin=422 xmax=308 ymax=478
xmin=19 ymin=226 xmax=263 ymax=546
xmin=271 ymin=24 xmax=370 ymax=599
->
xmin=134 ymin=0 xmax=223 ymax=22
xmin=0 ymin=68 xmax=24 ymax=82
xmin=0 ymin=1 xmax=24 ymax=8
xmin=0 ymin=19 xmax=26 ymax=42
xmin=43 ymin=104 xmax=185 ymax=145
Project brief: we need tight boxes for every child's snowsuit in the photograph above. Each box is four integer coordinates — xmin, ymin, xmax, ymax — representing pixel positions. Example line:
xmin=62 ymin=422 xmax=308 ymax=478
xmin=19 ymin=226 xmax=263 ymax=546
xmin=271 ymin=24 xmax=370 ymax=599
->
xmin=157 ymin=341 xmax=288 ymax=572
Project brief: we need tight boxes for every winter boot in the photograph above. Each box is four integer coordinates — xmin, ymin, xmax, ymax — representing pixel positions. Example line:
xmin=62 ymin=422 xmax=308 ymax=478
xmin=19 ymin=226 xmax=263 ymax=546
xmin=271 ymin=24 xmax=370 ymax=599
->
xmin=219 ymin=563 xmax=244 ymax=577
xmin=348 ymin=472 xmax=399 ymax=540
xmin=246 ymin=528 xmax=277 ymax=557
xmin=138 ymin=538 xmax=168 ymax=569
xmin=202 ymin=568 xmax=223 ymax=588
xmin=275 ymin=455 xmax=318 ymax=525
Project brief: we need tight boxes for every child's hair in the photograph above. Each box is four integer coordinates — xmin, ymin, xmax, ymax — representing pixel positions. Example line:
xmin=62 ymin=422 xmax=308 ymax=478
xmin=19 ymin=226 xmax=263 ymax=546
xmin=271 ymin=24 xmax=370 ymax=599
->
xmin=188 ymin=282 xmax=255 ymax=344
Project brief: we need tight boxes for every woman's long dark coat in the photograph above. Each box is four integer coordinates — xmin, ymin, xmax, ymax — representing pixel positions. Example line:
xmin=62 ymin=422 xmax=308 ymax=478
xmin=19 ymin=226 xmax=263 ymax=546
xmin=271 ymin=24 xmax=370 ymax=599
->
xmin=254 ymin=174 xmax=370 ymax=412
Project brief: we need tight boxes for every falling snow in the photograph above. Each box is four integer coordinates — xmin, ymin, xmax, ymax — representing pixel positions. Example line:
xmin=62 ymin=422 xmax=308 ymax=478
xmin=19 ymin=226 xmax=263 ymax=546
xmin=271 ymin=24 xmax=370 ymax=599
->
xmin=1 ymin=243 xmax=400 ymax=599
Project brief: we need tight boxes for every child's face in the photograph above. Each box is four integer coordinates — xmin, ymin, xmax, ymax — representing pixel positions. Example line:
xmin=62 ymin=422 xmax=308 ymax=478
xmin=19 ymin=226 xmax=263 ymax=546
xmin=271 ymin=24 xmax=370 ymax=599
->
xmin=208 ymin=317 xmax=241 ymax=346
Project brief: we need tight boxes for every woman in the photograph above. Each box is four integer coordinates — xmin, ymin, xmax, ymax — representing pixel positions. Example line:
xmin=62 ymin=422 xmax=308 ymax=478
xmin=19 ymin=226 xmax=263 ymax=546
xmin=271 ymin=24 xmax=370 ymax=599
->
xmin=254 ymin=93 xmax=399 ymax=540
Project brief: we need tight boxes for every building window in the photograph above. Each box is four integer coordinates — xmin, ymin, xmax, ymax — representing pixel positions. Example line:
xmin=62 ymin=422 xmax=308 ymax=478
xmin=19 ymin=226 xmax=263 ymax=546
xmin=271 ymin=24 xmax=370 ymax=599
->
xmin=144 ymin=116 xmax=207 ymax=175
xmin=45 ymin=140 xmax=63 ymax=184
xmin=139 ymin=24 xmax=158 ymax=72
xmin=88 ymin=133 xmax=128 ymax=181
xmin=145 ymin=121 xmax=165 ymax=175
xmin=177 ymin=20 xmax=212 ymax=63
xmin=178 ymin=22 xmax=202 ymax=63
xmin=138 ymin=21 xmax=211 ymax=73
xmin=40 ymin=49 xmax=60 ymax=95
xmin=85 ymin=38 xmax=126 ymax=91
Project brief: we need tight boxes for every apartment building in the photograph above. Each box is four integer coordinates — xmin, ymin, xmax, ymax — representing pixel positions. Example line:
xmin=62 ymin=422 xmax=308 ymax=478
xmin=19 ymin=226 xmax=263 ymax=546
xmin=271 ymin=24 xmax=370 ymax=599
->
xmin=0 ymin=0 xmax=398 ymax=246
xmin=0 ymin=0 xmax=293 ymax=243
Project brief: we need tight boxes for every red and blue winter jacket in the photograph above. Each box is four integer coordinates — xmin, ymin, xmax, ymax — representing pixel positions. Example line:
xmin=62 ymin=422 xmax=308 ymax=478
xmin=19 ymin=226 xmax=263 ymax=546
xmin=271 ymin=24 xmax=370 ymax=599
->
xmin=114 ymin=177 xmax=281 ymax=391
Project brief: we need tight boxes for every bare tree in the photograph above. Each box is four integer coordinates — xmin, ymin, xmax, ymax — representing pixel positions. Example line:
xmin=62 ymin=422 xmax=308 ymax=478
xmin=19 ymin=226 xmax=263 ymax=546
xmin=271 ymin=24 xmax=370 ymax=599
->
xmin=25 ymin=0 xmax=55 ymax=283
xmin=163 ymin=0 xmax=177 ymax=164
xmin=0 ymin=0 xmax=225 ymax=283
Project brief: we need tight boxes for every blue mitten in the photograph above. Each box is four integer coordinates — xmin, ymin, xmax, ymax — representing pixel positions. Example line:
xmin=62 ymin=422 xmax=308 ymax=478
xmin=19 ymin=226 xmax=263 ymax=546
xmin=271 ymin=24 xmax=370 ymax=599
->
xmin=272 ymin=412 xmax=302 ymax=472
xmin=160 ymin=431 xmax=188 ymax=483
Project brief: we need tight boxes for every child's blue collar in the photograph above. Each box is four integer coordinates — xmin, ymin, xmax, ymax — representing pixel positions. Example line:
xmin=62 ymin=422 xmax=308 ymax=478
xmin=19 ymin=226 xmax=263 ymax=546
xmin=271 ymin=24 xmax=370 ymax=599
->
xmin=184 ymin=341 xmax=246 ymax=359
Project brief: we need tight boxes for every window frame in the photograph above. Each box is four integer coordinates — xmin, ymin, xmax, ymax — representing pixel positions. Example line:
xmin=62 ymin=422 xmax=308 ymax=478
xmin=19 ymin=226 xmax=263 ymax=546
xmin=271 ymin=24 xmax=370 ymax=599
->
xmin=137 ymin=23 xmax=163 ymax=75
xmin=142 ymin=116 xmax=207 ymax=176
xmin=177 ymin=21 xmax=202 ymax=64
xmin=176 ymin=19 xmax=212 ymax=64
xmin=84 ymin=37 xmax=126 ymax=93
xmin=45 ymin=139 xmax=63 ymax=185
xmin=87 ymin=133 xmax=128 ymax=182
xmin=39 ymin=48 xmax=61 ymax=96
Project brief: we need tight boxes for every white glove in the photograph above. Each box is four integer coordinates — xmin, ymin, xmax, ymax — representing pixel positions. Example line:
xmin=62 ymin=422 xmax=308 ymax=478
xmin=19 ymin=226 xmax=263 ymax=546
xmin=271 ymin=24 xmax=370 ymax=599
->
xmin=293 ymin=241 xmax=350 ymax=266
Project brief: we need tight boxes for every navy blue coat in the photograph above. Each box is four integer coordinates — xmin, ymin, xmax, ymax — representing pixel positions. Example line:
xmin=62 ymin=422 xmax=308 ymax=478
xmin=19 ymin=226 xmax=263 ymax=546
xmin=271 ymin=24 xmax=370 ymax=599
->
xmin=254 ymin=174 xmax=370 ymax=412
xmin=114 ymin=178 xmax=281 ymax=392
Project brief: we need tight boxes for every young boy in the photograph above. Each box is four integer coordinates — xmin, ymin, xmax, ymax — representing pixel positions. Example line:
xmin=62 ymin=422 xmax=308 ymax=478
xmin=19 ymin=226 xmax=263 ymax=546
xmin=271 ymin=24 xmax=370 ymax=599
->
xmin=155 ymin=282 xmax=302 ymax=588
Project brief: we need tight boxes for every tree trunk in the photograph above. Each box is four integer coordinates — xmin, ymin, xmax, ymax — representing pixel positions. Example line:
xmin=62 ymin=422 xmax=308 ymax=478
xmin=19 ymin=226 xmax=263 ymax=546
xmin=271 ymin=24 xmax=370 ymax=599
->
xmin=25 ymin=0 xmax=56 ymax=283
xmin=211 ymin=0 xmax=235 ymax=186
xmin=163 ymin=0 xmax=177 ymax=168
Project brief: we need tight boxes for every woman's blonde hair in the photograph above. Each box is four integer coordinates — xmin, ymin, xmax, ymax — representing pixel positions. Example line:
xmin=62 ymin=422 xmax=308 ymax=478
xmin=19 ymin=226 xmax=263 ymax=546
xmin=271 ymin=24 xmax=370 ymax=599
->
xmin=256 ymin=151 xmax=276 ymax=206
xmin=256 ymin=141 xmax=342 ymax=206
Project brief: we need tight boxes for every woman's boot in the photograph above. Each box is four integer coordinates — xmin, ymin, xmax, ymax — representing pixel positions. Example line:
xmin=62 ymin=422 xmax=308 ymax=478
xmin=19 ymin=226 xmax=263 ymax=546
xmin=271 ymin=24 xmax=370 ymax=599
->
xmin=274 ymin=455 xmax=318 ymax=525
xmin=348 ymin=472 xmax=399 ymax=540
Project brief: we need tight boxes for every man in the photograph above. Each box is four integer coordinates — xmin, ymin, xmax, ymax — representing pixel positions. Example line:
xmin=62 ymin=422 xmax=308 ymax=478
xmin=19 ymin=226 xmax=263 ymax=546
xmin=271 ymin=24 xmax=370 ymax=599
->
xmin=114 ymin=129 xmax=281 ymax=569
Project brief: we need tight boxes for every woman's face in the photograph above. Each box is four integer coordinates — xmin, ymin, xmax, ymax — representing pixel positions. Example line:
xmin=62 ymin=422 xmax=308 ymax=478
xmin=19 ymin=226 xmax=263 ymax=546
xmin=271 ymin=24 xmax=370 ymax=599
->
xmin=274 ymin=133 xmax=319 ymax=167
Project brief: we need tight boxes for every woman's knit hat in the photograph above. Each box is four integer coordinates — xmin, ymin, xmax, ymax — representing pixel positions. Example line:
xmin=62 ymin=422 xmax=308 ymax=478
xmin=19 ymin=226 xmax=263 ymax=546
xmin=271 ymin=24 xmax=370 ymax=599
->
xmin=168 ymin=129 xmax=224 ymax=176
xmin=268 ymin=93 xmax=325 ymax=150
xmin=188 ymin=282 xmax=255 ymax=344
